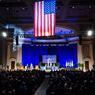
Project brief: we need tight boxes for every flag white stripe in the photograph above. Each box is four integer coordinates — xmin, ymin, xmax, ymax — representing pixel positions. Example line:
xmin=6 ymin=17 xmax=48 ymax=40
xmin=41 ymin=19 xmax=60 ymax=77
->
xmin=34 ymin=2 xmax=38 ymax=37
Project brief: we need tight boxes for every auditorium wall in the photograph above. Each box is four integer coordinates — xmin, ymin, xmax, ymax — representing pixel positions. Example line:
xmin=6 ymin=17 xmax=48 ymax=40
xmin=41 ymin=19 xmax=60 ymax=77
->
xmin=78 ymin=43 xmax=94 ymax=71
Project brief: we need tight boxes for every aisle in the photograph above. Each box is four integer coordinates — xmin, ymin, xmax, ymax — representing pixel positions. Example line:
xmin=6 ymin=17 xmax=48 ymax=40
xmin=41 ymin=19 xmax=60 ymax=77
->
xmin=34 ymin=79 xmax=49 ymax=95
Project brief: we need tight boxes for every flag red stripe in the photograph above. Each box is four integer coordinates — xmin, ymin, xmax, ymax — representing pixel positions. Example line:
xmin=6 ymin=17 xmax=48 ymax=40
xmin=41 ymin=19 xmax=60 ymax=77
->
xmin=45 ymin=15 xmax=48 ymax=36
xmin=54 ymin=14 xmax=56 ymax=35
xmin=38 ymin=2 xmax=41 ymax=36
xmin=52 ymin=13 xmax=55 ymax=36
xmin=40 ymin=2 xmax=42 ymax=36
xmin=42 ymin=1 xmax=44 ymax=36
xmin=49 ymin=14 xmax=51 ymax=36
xmin=50 ymin=14 xmax=52 ymax=36
xmin=51 ymin=14 xmax=53 ymax=36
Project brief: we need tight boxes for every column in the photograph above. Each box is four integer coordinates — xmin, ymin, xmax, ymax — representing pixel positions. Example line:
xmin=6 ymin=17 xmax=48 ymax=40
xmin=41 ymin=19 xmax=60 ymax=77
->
xmin=89 ymin=44 xmax=94 ymax=70
xmin=78 ymin=44 xmax=83 ymax=64
xmin=16 ymin=46 xmax=22 ymax=64
xmin=7 ymin=44 xmax=11 ymax=69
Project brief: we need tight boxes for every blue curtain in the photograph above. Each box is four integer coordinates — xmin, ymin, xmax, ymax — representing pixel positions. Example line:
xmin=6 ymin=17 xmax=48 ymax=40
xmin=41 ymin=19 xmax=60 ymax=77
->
xmin=22 ymin=45 xmax=48 ymax=66
xmin=56 ymin=44 xmax=78 ymax=68
xmin=22 ymin=44 xmax=78 ymax=68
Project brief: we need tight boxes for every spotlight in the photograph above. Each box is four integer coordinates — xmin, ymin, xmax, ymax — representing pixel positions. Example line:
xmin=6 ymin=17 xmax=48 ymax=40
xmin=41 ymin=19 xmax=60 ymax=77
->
xmin=22 ymin=7 xmax=25 ymax=10
xmin=87 ymin=30 xmax=93 ymax=36
xmin=46 ymin=32 xmax=49 ymax=36
xmin=72 ymin=5 xmax=75 ymax=9
xmin=6 ymin=7 xmax=9 ymax=10
xmin=89 ymin=5 xmax=92 ymax=8
xmin=2 ymin=32 xmax=7 ymax=37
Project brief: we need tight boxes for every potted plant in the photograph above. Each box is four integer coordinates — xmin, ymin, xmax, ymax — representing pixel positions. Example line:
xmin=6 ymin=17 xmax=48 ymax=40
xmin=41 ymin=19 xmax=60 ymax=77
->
xmin=54 ymin=63 xmax=59 ymax=71
xmin=55 ymin=63 xmax=59 ymax=67
xmin=78 ymin=63 xmax=84 ymax=71
xmin=16 ymin=62 xmax=20 ymax=70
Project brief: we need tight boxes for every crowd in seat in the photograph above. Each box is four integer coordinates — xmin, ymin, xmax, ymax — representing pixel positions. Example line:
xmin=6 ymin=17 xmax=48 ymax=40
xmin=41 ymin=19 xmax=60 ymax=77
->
xmin=1 ymin=69 xmax=95 ymax=95
xmin=0 ymin=70 xmax=45 ymax=95
xmin=46 ymin=70 xmax=95 ymax=95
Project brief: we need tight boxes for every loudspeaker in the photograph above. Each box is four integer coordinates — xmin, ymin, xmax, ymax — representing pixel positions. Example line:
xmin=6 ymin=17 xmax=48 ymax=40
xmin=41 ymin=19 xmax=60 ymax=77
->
xmin=16 ymin=35 xmax=19 ymax=45
xmin=79 ymin=35 xmax=82 ymax=45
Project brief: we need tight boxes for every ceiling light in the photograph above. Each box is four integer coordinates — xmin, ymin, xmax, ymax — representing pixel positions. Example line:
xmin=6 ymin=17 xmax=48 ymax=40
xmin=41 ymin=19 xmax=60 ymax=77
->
xmin=6 ymin=8 xmax=9 ymax=10
xmin=72 ymin=5 xmax=75 ymax=9
xmin=2 ymin=32 xmax=7 ymax=38
xmin=46 ymin=32 xmax=49 ymax=36
xmin=89 ymin=5 xmax=92 ymax=8
xmin=87 ymin=30 xmax=93 ymax=36
xmin=22 ymin=8 xmax=25 ymax=10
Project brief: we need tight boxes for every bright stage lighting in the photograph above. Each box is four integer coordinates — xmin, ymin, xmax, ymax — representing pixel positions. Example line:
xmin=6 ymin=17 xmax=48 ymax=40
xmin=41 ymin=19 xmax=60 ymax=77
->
xmin=46 ymin=32 xmax=49 ymax=36
xmin=87 ymin=30 xmax=93 ymax=36
xmin=2 ymin=32 xmax=7 ymax=37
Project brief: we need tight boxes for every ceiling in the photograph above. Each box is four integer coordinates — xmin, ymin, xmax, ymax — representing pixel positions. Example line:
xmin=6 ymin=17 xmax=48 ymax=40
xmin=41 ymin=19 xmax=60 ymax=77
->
xmin=0 ymin=0 xmax=95 ymax=33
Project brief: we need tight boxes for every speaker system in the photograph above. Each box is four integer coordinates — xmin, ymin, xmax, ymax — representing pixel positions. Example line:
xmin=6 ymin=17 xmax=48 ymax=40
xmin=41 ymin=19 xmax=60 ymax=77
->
xmin=79 ymin=35 xmax=82 ymax=45
xmin=16 ymin=35 xmax=19 ymax=45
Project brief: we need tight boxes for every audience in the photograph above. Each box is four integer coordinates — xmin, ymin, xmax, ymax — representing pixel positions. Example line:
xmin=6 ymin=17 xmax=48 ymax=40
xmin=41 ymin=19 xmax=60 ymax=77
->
xmin=0 ymin=69 xmax=95 ymax=95
xmin=0 ymin=70 xmax=45 ymax=95
xmin=46 ymin=70 xmax=95 ymax=95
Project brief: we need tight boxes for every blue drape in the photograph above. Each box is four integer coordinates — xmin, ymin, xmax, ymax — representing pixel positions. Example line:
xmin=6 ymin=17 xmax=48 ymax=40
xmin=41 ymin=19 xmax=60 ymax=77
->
xmin=22 ymin=45 xmax=48 ymax=66
xmin=56 ymin=44 xmax=78 ymax=68
xmin=22 ymin=44 xmax=78 ymax=68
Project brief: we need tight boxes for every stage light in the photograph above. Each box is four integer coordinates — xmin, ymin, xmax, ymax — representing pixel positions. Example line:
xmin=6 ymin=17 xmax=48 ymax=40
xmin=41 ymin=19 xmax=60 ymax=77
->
xmin=46 ymin=32 xmax=49 ymax=36
xmin=87 ymin=30 xmax=93 ymax=36
xmin=2 ymin=32 xmax=7 ymax=38
xmin=6 ymin=7 xmax=9 ymax=11
xmin=22 ymin=7 xmax=25 ymax=10
xmin=89 ymin=5 xmax=92 ymax=8
xmin=72 ymin=5 xmax=75 ymax=9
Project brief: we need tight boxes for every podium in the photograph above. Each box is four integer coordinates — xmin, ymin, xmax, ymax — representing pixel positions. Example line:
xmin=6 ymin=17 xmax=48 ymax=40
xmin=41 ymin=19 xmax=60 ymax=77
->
xmin=46 ymin=58 xmax=53 ymax=69
xmin=40 ymin=55 xmax=59 ymax=71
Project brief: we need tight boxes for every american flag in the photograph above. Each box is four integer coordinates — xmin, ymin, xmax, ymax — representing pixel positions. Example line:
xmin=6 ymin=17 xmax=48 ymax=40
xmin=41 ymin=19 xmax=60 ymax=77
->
xmin=34 ymin=0 xmax=56 ymax=37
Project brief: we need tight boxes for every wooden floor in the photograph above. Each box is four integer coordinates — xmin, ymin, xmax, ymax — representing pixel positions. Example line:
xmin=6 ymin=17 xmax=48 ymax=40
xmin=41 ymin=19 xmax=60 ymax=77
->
xmin=34 ymin=79 xmax=49 ymax=95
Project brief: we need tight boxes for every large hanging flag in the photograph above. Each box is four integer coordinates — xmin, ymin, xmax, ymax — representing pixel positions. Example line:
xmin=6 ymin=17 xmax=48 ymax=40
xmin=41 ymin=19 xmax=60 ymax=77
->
xmin=34 ymin=0 xmax=56 ymax=37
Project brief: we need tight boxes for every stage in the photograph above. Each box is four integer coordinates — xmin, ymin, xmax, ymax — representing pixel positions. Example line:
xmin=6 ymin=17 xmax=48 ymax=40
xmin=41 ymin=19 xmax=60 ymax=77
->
xmin=22 ymin=43 xmax=78 ymax=70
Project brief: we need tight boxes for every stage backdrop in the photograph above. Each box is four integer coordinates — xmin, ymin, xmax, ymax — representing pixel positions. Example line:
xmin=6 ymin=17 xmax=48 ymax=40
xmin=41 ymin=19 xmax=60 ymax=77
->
xmin=22 ymin=44 xmax=78 ymax=68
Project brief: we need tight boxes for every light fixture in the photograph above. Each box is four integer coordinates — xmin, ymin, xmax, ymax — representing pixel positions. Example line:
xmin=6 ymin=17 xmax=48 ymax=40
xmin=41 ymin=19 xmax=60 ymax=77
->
xmin=72 ymin=5 xmax=75 ymax=9
xmin=2 ymin=32 xmax=7 ymax=37
xmin=87 ymin=30 xmax=93 ymax=36
xmin=46 ymin=32 xmax=49 ymax=36
xmin=89 ymin=5 xmax=92 ymax=8
xmin=6 ymin=8 xmax=9 ymax=10
xmin=22 ymin=7 xmax=25 ymax=10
